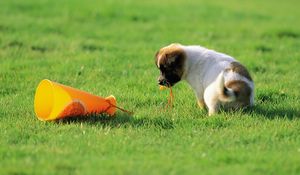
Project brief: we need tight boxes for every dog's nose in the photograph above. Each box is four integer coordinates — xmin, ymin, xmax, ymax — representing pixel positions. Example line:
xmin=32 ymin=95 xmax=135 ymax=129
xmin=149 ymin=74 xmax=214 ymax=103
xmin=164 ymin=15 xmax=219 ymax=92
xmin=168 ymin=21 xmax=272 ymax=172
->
xmin=158 ymin=78 xmax=167 ymax=85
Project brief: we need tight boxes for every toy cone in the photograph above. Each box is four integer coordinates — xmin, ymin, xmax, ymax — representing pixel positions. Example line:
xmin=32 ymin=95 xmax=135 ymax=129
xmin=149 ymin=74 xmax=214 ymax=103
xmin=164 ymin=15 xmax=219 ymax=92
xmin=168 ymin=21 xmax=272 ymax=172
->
xmin=34 ymin=79 xmax=117 ymax=121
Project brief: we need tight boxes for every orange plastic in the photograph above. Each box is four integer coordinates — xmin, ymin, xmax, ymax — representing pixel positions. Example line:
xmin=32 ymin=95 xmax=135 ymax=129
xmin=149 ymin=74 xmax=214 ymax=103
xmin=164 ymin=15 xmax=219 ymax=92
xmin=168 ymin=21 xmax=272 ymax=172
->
xmin=34 ymin=79 xmax=117 ymax=121
xmin=159 ymin=85 xmax=167 ymax=90
xmin=159 ymin=85 xmax=174 ymax=108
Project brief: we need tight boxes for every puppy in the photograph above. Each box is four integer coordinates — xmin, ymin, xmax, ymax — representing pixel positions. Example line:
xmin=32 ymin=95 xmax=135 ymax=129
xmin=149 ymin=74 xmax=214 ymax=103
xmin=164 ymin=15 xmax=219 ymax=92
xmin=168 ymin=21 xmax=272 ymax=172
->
xmin=155 ymin=43 xmax=254 ymax=116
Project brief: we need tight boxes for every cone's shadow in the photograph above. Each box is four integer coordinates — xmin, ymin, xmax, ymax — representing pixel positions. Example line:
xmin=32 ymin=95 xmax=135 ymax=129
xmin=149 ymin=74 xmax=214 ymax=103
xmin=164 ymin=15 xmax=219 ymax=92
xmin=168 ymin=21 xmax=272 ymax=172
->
xmin=57 ymin=113 xmax=175 ymax=129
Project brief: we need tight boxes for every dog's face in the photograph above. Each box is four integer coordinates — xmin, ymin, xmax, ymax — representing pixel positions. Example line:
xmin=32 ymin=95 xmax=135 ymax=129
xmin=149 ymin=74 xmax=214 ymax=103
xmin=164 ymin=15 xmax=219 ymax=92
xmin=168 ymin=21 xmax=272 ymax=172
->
xmin=155 ymin=44 xmax=186 ymax=87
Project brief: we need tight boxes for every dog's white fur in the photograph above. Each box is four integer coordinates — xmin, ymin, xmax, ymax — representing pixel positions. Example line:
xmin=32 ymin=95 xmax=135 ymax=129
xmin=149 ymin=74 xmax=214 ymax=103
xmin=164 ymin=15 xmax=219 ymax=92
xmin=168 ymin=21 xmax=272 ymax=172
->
xmin=162 ymin=44 xmax=254 ymax=115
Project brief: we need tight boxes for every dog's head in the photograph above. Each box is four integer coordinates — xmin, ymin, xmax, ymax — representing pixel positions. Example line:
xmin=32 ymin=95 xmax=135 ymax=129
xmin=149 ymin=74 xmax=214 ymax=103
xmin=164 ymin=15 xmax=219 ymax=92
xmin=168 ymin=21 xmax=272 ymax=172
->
xmin=155 ymin=44 xmax=186 ymax=87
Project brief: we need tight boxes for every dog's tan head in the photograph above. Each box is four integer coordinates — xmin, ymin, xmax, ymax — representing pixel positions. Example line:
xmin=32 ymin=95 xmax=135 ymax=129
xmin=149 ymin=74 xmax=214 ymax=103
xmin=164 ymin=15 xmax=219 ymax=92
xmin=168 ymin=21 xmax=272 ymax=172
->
xmin=155 ymin=43 xmax=186 ymax=87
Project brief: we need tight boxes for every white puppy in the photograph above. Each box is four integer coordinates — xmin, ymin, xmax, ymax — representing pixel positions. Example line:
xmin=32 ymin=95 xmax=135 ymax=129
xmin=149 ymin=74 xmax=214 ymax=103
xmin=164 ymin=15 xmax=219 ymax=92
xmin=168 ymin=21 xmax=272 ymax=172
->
xmin=155 ymin=43 xmax=254 ymax=116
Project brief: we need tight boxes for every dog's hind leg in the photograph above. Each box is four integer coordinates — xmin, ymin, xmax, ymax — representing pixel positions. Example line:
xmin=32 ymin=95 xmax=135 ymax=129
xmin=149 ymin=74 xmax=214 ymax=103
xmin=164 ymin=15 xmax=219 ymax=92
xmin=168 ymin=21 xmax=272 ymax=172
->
xmin=204 ymin=86 xmax=220 ymax=116
xmin=206 ymin=100 xmax=219 ymax=116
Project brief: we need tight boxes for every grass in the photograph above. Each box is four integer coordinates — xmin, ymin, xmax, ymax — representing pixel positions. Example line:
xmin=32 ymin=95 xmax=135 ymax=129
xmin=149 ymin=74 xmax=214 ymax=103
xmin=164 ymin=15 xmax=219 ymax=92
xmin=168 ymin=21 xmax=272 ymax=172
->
xmin=1 ymin=0 xmax=300 ymax=174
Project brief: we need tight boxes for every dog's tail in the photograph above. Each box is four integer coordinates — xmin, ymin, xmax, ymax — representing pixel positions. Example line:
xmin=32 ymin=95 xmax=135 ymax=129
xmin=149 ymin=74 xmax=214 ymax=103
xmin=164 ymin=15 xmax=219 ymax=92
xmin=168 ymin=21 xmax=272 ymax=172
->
xmin=216 ymin=71 xmax=236 ymax=102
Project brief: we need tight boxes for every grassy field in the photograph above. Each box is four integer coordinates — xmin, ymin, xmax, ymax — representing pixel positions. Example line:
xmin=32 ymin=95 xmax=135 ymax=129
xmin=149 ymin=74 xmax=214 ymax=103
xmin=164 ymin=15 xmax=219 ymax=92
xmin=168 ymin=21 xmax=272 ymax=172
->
xmin=1 ymin=0 xmax=300 ymax=174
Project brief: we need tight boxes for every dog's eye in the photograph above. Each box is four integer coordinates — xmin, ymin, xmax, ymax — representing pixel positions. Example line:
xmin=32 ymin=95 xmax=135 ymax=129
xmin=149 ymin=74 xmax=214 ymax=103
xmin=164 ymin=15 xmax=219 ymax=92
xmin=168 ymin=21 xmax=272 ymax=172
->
xmin=170 ymin=61 xmax=176 ymax=68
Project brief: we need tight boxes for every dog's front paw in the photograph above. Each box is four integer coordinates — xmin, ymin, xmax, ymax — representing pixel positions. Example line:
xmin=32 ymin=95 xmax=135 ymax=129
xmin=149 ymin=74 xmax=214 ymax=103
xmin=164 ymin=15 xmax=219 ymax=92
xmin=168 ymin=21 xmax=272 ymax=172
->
xmin=197 ymin=100 xmax=206 ymax=109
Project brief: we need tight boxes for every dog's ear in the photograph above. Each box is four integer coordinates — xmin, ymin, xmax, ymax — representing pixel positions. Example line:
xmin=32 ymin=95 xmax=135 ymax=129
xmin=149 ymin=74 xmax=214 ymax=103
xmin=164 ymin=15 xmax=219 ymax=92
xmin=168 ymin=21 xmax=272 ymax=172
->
xmin=155 ymin=51 xmax=160 ymax=67
xmin=166 ymin=54 xmax=176 ymax=65
xmin=166 ymin=51 xmax=183 ymax=66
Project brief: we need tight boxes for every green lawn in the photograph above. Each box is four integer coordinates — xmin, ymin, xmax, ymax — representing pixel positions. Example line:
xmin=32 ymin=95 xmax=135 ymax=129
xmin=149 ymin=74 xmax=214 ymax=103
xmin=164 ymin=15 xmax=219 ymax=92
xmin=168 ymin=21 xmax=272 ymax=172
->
xmin=1 ymin=0 xmax=300 ymax=174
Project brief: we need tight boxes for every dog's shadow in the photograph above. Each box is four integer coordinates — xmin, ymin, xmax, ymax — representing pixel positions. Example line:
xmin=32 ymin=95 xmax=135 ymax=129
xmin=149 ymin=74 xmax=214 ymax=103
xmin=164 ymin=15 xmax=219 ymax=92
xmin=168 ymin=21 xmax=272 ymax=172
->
xmin=244 ymin=106 xmax=300 ymax=119
xmin=246 ymin=91 xmax=299 ymax=119
xmin=57 ymin=113 xmax=175 ymax=129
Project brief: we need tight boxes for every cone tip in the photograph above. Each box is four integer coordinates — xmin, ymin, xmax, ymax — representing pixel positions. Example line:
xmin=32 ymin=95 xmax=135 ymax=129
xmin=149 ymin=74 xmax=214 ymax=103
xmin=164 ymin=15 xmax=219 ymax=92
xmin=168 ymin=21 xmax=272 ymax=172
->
xmin=105 ymin=95 xmax=117 ymax=116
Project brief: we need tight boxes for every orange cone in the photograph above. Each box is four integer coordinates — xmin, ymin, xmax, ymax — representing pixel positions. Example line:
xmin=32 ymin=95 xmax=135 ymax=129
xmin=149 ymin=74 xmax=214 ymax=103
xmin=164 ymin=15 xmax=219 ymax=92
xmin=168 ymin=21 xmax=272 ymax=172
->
xmin=34 ymin=79 xmax=117 ymax=121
